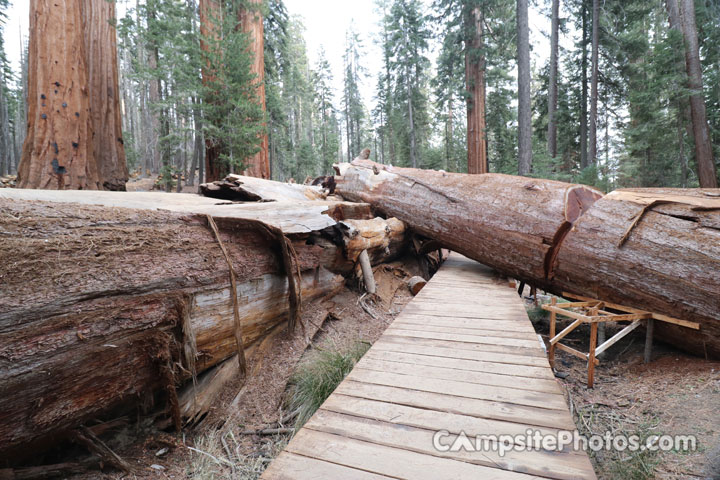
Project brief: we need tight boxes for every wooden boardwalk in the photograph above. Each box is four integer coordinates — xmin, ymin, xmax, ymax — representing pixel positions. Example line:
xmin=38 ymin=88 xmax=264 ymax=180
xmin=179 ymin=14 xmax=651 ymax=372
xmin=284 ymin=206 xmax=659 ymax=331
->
xmin=261 ymin=254 xmax=596 ymax=479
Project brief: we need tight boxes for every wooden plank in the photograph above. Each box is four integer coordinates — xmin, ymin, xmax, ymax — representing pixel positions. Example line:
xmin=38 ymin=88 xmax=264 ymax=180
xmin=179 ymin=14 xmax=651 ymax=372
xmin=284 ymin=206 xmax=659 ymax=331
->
xmin=549 ymin=318 xmax=584 ymax=346
xmin=543 ymin=305 xmax=591 ymax=323
xmin=397 ymin=309 xmax=533 ymax=322
xmin=587 ymin=313 xmax=651 ymax=323
xmin=374 ymin=337 xmax=550 ymax=366
xmin=594 ymin=321 xmax=642 ymax=357
xmin=363 ymin=350 xmax=555 ymax=380
xmin=380 ymin=335 xmax=547 ymax=359
xmin=644 ymin=319 xmax=654 ymax=364
xmin=555 ymin=342 xmax=598 ymax=365
xmin=262 ymin=452 xmax=396 ymax=480
xmin=347 ymin=368 xmax=569 ymax=410
xmin=335 ymin=380 xmax=577 ymax=430
xmin=561 ymin=292 xmax=700 ymax=330
xmin=380 ymin=322 xmax=540 ymax=340
xmin=404 ymin=301 xmax=529 ymax=312
xmin=305 ymin=410 xmax=595 ymax=480
xmin=588 ymin=322 xmax=598 ymax=388
xmin=321 ymin=394 xmax=573 ymax=444
xmin=285 ymin=429 xmax=543 ymax=480
xmin=356 ymin=357 xmax=559 ymax=393
xmin=385 ymin=327 xmax=543 ymax=349
xmin=397 ymin=313 xmax=537 ymax=331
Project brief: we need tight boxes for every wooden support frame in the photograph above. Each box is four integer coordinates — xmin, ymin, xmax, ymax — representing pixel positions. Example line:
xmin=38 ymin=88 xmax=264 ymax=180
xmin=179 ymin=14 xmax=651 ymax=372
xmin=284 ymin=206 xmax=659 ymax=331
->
xmin=561 ymin=292 xmax=700 ymax=330
xmin=544 ymin=293 xmax=699 ymax=387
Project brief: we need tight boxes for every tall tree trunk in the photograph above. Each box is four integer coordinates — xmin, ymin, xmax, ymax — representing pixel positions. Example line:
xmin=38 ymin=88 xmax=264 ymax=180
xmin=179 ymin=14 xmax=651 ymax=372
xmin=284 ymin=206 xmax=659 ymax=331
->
xmin=239 ymin=0 xmax=270 ymax=179
xmin=677 ymin=0 xmax=717 ymax=187
xmin=0 ymin=87 xmax=9 ymax=176
xmin=345 ymin=91 xmax=352 ymax=161
xmin=580 ymin=2 xmax=589 ymax=169
xmin=547 ymin=0 xmax=560 ymax=159
xmin=407 ymin=65 xmax=417 ymax=169
xmin=517 ymin=0 xmax=532 ymax=176
xmin=446 ymin=94 xmax=453 ymax=171
xmin=588 ymin=0 xmax=600 ymax=165
xmin=13 ymin=41 xmax=28 ymax=174
xmin=81 ymin=0 xmax=128 ymax=191
xmin=199 ymin=0 xmax=226 ymax=182
xmin=18 ymin=0 xmax=100 ymax=190
xmin=146 ymin=9 xmax=162 ymax=174
xmin=666 ymin=0 xmax=691 ymax=187
xmin=466 ymin=6 xmax=488 ymax=174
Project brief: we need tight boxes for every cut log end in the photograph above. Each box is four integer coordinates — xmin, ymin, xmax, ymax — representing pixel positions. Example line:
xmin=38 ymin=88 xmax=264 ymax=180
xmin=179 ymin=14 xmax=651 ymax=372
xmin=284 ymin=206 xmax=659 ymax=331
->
xmin=407 ymin=276 xmax=427 ymax=295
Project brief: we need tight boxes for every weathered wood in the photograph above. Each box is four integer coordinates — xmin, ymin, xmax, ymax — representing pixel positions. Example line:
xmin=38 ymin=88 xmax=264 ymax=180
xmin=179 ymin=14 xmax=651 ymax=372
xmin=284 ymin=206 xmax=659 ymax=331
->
xmin=336 ymin=161 xmax=720 ymax=358
xmin=339 ymin=217 xmax=407 ymax=264
xmin=407 ymin=276 xmax=427 ymax=295
xmin=199 ymin=174 xmax=324 ymax=202
xmin=644 ymin=319 xmax=655 ymax=363
xmin=358 ymin=250 xmax=376 ymax=294
xmin=0 ymin=198 xmax=343 ymax=459
xmin=0 ymin=188 xmax=363 ymax=234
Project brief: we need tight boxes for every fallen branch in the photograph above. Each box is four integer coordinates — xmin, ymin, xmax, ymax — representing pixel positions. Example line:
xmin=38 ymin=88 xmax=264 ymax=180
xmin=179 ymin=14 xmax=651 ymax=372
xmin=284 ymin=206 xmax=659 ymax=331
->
xmin=72 ymin=427 xmax=138 ymax=474
xmin=239 ymin=427 xmax=294 ymax=436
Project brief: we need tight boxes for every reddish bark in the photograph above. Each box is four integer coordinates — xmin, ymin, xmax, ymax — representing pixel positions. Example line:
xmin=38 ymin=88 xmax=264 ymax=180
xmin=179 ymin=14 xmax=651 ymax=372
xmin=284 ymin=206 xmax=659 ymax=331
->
xmin=239 ymin=0 xmax=270 ymax=179
xmin=18 ymin=0 xmax=100 ymax=190
xmin=336 ymin=161 xmax=720 ymax=358
xmin=200 ymin=0 xmax=226 ymax=182
xmin=81 ymin=0 xmax=128 ymax=191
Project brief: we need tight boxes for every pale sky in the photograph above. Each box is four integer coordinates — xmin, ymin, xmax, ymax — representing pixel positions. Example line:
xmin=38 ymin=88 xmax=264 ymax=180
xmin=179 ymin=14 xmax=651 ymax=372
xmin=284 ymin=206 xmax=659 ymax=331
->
xmin=4 ymin=0 xmax=569 ymax=114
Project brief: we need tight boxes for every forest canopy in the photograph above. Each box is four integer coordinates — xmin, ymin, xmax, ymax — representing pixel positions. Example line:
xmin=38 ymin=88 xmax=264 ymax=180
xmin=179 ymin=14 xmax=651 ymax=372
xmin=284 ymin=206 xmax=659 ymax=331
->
xmin=0 ymin=0 xmax=718 ymax=190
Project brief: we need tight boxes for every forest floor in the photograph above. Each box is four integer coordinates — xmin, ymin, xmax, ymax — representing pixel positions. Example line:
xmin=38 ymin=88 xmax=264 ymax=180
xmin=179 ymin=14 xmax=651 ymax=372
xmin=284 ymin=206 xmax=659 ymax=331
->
xmin=531 ymin=305 xmax=720 ymax=480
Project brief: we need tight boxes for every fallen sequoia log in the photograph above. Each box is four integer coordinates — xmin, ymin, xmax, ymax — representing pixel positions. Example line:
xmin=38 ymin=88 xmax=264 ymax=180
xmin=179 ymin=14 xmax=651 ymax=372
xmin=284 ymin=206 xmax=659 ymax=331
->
xmin=199 ymin=174 xmax=326 ymax=202
xmin=335 ymin=160 xmax=720 ymax=358
xmin=0 ymin=188 xmax=410 ymax=460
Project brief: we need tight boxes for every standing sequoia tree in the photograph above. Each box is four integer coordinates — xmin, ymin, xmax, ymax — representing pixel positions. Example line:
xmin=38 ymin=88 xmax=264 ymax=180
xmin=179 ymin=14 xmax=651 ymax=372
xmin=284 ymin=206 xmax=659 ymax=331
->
xmin=18 ymin=0 xmax=127 ymax=190
xmin=18 ymin=0 xmax=99 ymax=190
xmin=239 ymin=0 xmax=270 ymax=179
xmin=81 ymin=0 xmax=128 ymax=191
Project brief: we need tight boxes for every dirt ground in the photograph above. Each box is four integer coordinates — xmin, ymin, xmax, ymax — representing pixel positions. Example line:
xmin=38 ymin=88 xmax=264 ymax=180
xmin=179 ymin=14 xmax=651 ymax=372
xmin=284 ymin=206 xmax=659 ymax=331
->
xmin=530 ymin=305 xmax=720 ymax=480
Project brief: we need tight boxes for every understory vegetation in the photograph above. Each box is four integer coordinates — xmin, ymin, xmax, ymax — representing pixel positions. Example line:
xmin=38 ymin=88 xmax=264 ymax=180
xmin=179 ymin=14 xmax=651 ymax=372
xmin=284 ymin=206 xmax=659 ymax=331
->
xmin=286 ymin=341 xmax=371 ymax=429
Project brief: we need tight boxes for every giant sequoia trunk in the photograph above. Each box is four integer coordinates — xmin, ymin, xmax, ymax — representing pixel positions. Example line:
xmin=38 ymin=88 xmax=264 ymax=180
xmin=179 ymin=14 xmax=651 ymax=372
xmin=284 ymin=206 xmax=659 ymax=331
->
xmin=0 ymin=183 xmax=410 ymax=458
xmin=336 ymin=160 xmax=720 ymax=357
xmin=199 ymin=0 xmax=225 ymax=182
xmin=81 ymin=0 xmax=129 ymax=191
xmin=18 ymin=0 xmax=100 ymax=190
xmin=239 ymin=0 xmax=270 ymax=179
